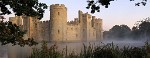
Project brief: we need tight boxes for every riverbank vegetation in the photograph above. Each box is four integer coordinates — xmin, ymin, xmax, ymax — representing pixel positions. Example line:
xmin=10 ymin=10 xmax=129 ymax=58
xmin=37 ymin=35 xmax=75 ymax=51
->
xmin=28 ymin=41 xmax=150 ymax=58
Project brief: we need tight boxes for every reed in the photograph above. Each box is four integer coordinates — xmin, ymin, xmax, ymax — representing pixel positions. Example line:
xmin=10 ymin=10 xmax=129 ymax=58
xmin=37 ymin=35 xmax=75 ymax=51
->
xmin=28 ymin=41 xmax=150 ymax=58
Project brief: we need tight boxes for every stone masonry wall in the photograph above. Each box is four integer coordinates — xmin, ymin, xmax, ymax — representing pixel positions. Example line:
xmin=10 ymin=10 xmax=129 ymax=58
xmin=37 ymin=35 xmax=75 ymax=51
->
xmin=9 ymin=4 xmax=103 ymax=42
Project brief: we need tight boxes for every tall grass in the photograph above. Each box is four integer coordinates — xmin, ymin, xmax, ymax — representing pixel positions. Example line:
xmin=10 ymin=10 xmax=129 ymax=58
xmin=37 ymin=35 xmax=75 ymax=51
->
xmin=28 ymin=41 xmax=63 ymax=58
xmin=28 ymin=41 xmax=150 ymax=58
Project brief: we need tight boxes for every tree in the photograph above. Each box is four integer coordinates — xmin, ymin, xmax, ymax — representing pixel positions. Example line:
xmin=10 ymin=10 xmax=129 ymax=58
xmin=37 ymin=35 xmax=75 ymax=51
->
xmin=0 ymin=0 xmax=47 ymax=19
xmin=0 ymin=20 xmax=38 ymax=46
xmin=130 ymin=26 xmax=140 ymax=39
xmin=109 ymin=25 xmax=121 ymax=38
xmin=86 ymin=0 xmax=147 ymax=13
xmin=105 ymin=25 xmax=131 ymax=39
xmin=0 ymin=0 xmax=47 ymax=46
xmin=131 ymin=18 xmax=150 ymax=40
xmin=103 ymin=31 xmax=109 ymax=39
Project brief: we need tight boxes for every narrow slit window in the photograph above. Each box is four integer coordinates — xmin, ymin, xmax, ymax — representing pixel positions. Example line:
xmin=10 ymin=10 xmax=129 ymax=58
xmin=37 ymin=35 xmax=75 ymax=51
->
xmin=58 ymin=12 xmax=60 ymax=15
xmin=76 ymin=34 xmax=78 ymax=38
xmin=71 ymin=28 xmax=73 ymax=30
xmin=58 ymin=30 xmax=60 ymax=34
xmin=93 ymin=32 xmax=94 ymax=36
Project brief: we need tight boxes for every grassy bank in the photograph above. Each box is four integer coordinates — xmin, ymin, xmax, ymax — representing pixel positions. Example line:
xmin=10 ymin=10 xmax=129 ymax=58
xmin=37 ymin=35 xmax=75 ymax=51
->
xmin=28 ymin=41 xmax=150 ymax=58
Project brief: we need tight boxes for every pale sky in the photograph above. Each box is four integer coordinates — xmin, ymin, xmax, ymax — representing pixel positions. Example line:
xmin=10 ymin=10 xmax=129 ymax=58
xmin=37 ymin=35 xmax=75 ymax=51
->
xmin=4 ymin=0 xmax=150 ymax=31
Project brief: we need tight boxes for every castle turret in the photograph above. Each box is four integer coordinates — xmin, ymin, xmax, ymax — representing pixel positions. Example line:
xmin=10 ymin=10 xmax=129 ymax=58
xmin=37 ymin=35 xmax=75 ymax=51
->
xmin=79 ymin=10 xmax=83 ymax=23
xmin=50 ymin=4 xmax=67 ymax=41
xmin=95 ymin=18 xmax=103 ymax=40
xmin=97 ymin=18 xmax=103 ymax=40
xmin=79 ymin=11 xmax=93 ymax=41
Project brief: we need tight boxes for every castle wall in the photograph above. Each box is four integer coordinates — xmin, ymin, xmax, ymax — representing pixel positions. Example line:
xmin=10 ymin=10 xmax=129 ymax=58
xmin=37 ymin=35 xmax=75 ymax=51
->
xmin=66 ymin=25 xmax=80 ymax=41
xmin=9 ymin=16 xmax=42 ymax=41
xmin=9 ymin=16 xmax=23 ymax=26
xmin=88 ymin=28 xmax=96 ymax=41
xmin=9 ymin=17 xmax=16 ymax=24
xmin=39 ymin=21 xmax=50 ymax=41
xmin=22 ymin=16 xmax=40 ymax=41
xmin=9 ymin=4 xmax=103 ymax=42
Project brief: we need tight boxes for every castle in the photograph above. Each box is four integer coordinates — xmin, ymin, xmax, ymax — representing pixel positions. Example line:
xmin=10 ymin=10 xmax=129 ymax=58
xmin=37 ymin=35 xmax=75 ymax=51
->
xmin=9 ymin=4 xmax=103 ymax=42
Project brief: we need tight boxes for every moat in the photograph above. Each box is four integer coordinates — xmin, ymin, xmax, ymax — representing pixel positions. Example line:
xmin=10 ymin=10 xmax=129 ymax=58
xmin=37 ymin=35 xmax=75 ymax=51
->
xmin=0 ymin=40 xmax=145 ymax=58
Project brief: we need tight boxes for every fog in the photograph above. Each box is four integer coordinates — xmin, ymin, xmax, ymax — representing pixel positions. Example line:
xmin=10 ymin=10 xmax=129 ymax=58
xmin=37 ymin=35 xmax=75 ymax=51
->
xmin=101 ymin=39 xmax=146 ymax=47
xmin=0 ymin=39 xmax=148 ymax=58
xmin=0 ymin=44 xmax=8 ymax=58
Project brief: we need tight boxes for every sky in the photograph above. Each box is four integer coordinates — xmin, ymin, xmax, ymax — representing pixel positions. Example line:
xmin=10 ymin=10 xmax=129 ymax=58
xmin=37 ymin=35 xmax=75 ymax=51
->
xmin=4 ymin=0 xmax=150 ymax=31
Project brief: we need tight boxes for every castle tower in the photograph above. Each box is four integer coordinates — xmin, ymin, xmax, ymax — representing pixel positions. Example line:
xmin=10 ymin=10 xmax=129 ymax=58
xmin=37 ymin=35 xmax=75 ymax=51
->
xmin=97 ymin=19 xmax=103 ymax=40
xmin=50 ymin=4 xmax=67 ymax=41
xmin=92 ymin=18 xmax=103 ymax=40
xmin=80 ymin=12 xmax=92 ymax=41
xmin=78 ymin=10 xmax=84 ymax=41
xmin=86 ymin=13 xmax=92 ymax=41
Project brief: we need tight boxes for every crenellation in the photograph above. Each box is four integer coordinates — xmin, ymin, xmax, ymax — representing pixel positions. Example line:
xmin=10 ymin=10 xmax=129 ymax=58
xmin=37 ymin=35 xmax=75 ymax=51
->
xmin=67 ymin=19 xmax=79 ymax=25
xmin=95 ymin=18 xmax=102 ymax=22
xmin=74 ymin=18 xmax=79 ymax=22
xmin=9 ymin=4 xmax=103 ymax=42
xmin=50 ymin=4 xmax=67 ymax=10
xmin=92 ymin=16 xmax=96 ymax=19
xmin=60 ymin=4 xmax=65 ymax=7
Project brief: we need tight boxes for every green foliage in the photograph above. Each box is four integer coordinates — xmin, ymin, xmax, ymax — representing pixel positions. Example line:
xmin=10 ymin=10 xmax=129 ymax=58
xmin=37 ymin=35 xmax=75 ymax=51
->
xmin=93 ymin=43 xmax=121 ymax=58
xmin=0 ymin=21 xmax=38 ymax=46
xmin=0 ymin=0 xmax=47 ymax=19
xmin=131 ymin=18 xmax=150 ymax=39
xmin=86 ymin=0 xmax=147 ymax=13
xmin=28 ymin=41 xmax=63 ymax=58
xmin=86 ymin=0 xmax=113 ymax=13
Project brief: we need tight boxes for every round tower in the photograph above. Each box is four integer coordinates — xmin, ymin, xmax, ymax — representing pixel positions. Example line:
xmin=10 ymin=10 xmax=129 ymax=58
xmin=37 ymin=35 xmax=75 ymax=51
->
xmin=50 ymin=4 xmax=67 ymax=42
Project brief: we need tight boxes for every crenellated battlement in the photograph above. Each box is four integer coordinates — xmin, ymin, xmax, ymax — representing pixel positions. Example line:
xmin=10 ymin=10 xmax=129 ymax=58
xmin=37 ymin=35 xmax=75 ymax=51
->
xmin=95 ymin=18 xmax=102 ymax=22
xmin=39 ymin=20 xmax=50 ymax=23
xmin=50 ymin=4 xmax=66 ymax=10
xmin=51 ymin=4 xmax=65 ymax=7
xmin=67 ymin=18 xmax=79 ymax=25
xmin=92 ymin=16 xmax=96 ymax=19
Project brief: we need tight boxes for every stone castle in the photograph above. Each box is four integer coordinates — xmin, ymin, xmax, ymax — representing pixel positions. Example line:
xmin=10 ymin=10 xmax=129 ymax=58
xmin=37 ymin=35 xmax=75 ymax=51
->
xmin=9 ymin=4 xmax=103 ymax=42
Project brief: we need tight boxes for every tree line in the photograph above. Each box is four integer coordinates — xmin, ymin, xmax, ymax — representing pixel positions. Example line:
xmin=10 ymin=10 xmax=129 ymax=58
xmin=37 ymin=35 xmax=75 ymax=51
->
xmin=103 ymin=17 xmax=150 ymax=40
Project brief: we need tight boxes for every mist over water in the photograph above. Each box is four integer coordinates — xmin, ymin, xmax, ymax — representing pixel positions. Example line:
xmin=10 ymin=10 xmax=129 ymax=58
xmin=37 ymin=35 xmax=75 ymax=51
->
xmin=101 ymin=39 xmax=146 ymax=47
xmin=0 ymin=39 xmax=148 ymax=58
xmin=0 ymin=44 xmax=8 ymax=58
